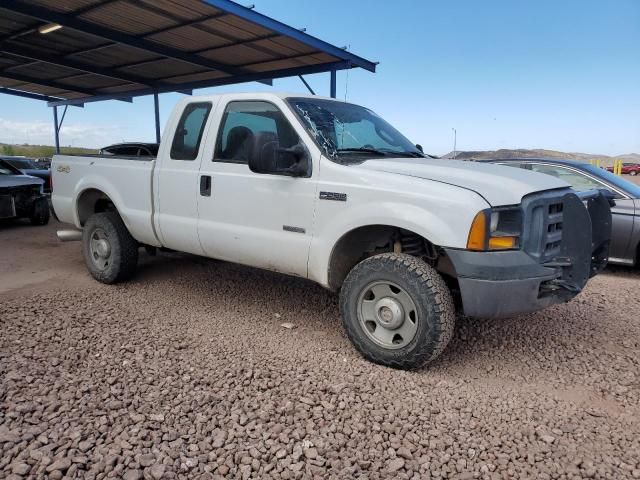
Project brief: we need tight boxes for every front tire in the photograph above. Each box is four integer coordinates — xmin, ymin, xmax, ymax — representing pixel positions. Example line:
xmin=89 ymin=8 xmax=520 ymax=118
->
xmin=340 ymin=253 xmax=455 ymax=369
xmin=630 ymin=171 xmax=637 ymax=176
xmin=82 ymin=211 xmax=138 ymax=284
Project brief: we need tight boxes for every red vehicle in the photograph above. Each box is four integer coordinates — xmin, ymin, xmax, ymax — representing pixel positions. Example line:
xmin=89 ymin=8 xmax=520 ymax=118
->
xmin=607 ymin=163 xmax=640 ymax=176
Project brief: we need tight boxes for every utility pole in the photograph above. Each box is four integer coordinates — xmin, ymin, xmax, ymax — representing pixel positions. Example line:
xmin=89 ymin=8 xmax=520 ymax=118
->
xmin=451 ymin=128 xmax=457 ymax=159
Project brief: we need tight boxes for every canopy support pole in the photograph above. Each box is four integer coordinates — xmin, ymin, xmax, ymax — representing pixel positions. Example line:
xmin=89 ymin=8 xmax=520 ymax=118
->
xmin=153 ymin=92 xmax=161 ymax=143
xmin=330 ymin=70 xmax=337 ymax=98
xmin=298 ymin=75 xmax=315 ymax=95
xmin=53 ymin=106 xmax=60 ymax=154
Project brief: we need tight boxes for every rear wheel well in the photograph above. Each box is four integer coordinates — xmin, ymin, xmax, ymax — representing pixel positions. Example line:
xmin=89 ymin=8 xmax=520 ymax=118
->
xmin=77 ymin=189 xmax=116 ymax=226
xmin=327 ymin=225 xmax=441 ymax=291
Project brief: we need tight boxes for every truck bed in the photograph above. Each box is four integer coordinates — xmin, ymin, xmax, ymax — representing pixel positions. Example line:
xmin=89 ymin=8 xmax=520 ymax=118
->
xmin=51 ymin=154 xmax=159 ymax=246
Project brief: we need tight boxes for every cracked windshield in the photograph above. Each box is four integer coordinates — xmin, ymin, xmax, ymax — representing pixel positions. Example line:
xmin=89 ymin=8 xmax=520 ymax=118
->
xmin=287 ymin=97 xmax=424 ymax=162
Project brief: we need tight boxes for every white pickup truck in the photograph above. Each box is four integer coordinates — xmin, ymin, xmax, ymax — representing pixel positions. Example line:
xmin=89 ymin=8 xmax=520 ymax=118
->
xmin=52 ymin=92 xmax=611 ymax=369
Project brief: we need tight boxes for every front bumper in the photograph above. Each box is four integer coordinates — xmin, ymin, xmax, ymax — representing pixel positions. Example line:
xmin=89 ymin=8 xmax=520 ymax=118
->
xmin=444 ymin=189 xmax=612 ymax=318
xmin=0 ymin=187 xmax=47 ymax=219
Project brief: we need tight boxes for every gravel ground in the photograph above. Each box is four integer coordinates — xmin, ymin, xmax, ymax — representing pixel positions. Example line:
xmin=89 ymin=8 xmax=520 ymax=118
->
xmin=1 ymin=219 xmax=639 ymax=480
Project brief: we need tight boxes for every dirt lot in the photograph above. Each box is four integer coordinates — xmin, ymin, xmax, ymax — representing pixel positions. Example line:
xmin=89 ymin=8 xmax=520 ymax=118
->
xmin=1 ymin=218 xmax=639 ymax=480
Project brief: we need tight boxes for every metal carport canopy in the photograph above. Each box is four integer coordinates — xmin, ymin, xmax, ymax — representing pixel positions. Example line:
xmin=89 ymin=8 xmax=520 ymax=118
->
xmin=0 ymin=0 xmax=376 ymax=149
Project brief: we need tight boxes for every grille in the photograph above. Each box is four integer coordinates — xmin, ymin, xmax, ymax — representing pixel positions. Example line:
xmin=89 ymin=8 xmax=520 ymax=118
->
xmin=520 ymin=190 xmax=570 ymax=262
xmin=544 ymin=202 xmax=564 ymax=257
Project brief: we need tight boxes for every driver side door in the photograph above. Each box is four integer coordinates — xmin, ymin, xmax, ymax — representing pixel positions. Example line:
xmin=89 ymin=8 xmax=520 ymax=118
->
xmin=196 ymin=99 xmax=318 ymax=277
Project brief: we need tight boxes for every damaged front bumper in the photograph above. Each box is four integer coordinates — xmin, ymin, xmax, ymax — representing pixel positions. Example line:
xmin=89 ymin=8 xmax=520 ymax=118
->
xmin=444 ymin=189 xmax=612 ymax=318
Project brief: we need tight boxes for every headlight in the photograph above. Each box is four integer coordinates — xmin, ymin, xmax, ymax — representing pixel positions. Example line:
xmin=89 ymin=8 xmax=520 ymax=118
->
xmin=467 ymin=207 xmax=522 ymax=251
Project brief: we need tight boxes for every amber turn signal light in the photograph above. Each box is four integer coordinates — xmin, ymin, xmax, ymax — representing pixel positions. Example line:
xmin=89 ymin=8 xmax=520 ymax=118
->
xmin=467 ymin=211 xmax=487 ymax=251
xmin=488 ymin=236 xmax=517 ymax=249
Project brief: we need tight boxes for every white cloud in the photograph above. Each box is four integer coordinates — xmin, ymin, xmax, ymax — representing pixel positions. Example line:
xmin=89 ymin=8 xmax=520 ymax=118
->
xmin=0 ymin=118 xmax=124 ymax=149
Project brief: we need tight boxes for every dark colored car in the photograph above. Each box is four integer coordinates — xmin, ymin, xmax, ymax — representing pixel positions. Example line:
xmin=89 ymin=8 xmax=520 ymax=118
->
xmin=606 ymin=163 xmax=640 ymax=176
xmin=99 ymin=142 xmax=159 ymax=157
xmin=0 ymin=159 xmax=50 ymax=225
xmin=483 ymin=158 xmax=640 ymax=266
xmin=1 ymin=156 xmax=51 ymax=193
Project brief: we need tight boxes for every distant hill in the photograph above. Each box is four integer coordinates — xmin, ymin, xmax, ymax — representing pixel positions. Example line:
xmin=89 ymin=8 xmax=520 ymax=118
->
xmin=0 ymin=143 xmax=97 ymax=158
xmin=614 ymin=153 xmax=640 ymax=162
xmin=441 ymin=149 xmax=640 ymax=164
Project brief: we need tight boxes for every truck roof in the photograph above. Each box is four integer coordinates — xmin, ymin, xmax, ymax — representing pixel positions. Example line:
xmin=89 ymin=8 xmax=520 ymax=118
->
xmin=177 ymin=91 xmax=338 ymax=103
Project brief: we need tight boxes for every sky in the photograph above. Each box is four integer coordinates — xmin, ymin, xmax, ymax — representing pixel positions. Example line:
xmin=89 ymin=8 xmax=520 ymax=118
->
xmin=0 ymin=0 xmax=638 ymax=156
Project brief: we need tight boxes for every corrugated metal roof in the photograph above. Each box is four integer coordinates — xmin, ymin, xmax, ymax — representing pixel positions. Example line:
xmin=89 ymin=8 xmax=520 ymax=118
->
xmin=0 ymin=0 xmax=376 ymax=106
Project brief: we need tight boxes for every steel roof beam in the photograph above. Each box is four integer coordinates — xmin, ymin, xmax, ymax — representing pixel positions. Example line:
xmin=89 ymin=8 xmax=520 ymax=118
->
xmin=0 ymin=70 xmax=98 ymax=96
xmin=0 ymin=70 xmax=133 ymax=103
xmin=192 ymin=32 xmax=282 ymax=54
xmin=152 ymin=50 xmax=323 ymax=83
xmin=0 ymin=1 xmax=118 ymax=44
xmin=132 ymin=3 xmax=282 ymax=61
xmin=141 ymin=12 xmax=228 ymax=37
xmin=202 ymin=0 xmax=377 ymax=72
xmin=59 ymin=31 xmax=283 ymax=68
xmin=47 ymin=60 xmax=352 ymax=107
xmin=72 ymin=0 xmax=120 ymax=17
xmin=0 ymin=0 xmax=261 ymax=78
xmin=0 ymin=43 xmax=155 ymax=87
xmin=0 ymin=86 xmax=59 ymax=102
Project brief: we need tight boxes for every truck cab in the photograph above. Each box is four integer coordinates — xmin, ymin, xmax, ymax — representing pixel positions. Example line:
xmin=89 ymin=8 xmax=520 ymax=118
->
xmin=52 ymin=92 xmax=611 ymax=369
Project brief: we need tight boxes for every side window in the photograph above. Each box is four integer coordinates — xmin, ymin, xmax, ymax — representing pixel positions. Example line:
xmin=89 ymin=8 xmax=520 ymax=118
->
xmin=119 ymin=147 xmax=140 ymax=156
xmin=530 ymin=164 xmax=606 ymax=192
xmin=214 ymin=101 xmax=300 ymax=165
xmin=497 ymin=162 xmax=530 ymax=170
xmin=170 ymin=102 xmax=212 ymax=160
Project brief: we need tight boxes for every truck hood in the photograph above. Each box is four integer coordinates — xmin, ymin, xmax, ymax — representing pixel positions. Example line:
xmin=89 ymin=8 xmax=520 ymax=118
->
xmin=0 ymin=174 xmax=44 ymax=189
xmin=355 ymin=158 xmax=569 ymax=206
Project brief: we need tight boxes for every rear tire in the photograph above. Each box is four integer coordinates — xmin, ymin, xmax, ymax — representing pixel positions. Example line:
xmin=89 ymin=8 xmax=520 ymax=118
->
xmin=339 ymin=253 xmax=455 ymax=369
xmin=82 ymin=211 xmax=138 ymax=284
xmin=29 ymin=198 xmax=50 ymax=225
xmin=630 ymin=171 xmax=637 ymax=176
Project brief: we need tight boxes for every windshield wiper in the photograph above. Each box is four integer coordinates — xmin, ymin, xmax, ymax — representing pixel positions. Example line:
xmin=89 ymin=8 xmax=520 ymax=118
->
xmin=391 ymin=151 xmax=425 ymax=158
xmin=336 ymin=147 xmax=392 ymax=156
xmin=336 ymin=148 xmax=427 ymax=159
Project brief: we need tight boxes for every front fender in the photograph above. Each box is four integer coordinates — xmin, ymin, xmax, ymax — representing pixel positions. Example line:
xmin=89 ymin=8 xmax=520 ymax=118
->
xmin=307 ymin=200 xmax=482 ymax=287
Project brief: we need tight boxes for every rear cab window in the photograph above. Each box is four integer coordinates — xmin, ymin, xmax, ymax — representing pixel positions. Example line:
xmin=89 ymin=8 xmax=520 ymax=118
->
xmin=170 ymin=102 xmax=212 ymax=160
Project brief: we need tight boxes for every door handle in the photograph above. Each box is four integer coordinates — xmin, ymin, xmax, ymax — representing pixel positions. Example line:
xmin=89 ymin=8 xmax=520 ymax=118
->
xmin=200 ymin=175 xmax=211 ymax=197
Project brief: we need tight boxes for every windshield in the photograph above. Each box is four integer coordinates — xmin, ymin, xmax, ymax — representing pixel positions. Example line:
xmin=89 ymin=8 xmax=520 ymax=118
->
xmin=4 ymin=157 xmax=37 ymax=169
xmin=0 ymin=159 xmax=21 ymax=175
xmin=287 ymin=97 xmax=423 ymax=162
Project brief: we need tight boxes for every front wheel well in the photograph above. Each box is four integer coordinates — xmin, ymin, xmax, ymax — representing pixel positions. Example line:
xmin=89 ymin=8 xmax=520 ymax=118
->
xmin=76 ymin=188 xmax=117 ymax=226
xmin=327 ymin=225 xmax=441 ymax=291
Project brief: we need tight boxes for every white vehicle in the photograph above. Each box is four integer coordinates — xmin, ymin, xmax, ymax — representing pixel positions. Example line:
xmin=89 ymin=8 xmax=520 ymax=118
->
xmin=52 ymin=93 xmax=611 ymax=368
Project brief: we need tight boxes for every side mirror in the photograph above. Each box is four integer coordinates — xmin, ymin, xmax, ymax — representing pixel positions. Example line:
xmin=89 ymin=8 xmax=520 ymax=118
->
xmin=415 ymin=144 xmax=424 ymax=153
xmin=599 ymin=189 xmax=617 ymax=207
xmin=249 ymin=141 xmax=310 ymax=177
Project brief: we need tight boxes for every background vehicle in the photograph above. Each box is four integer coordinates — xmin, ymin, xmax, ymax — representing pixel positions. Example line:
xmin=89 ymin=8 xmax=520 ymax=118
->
xmin=99 ymin=142 xmax=159 ymax=157
xmin=1 ymin=156 xmax=51 ymax=193
xmin=0 ymin=159 xmax=49 ymax=225
xmin=51 ymin=93 xmax=610 ymax=369
xmin=606 ymin=162 xmax=640 ymax=176
xmin=485 ymin=158 xmax=639 ymax=266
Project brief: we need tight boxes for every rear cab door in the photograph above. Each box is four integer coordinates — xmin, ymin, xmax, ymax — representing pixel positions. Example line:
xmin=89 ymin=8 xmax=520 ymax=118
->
xmin=154 ymin=98 xmax=219 ymax=255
